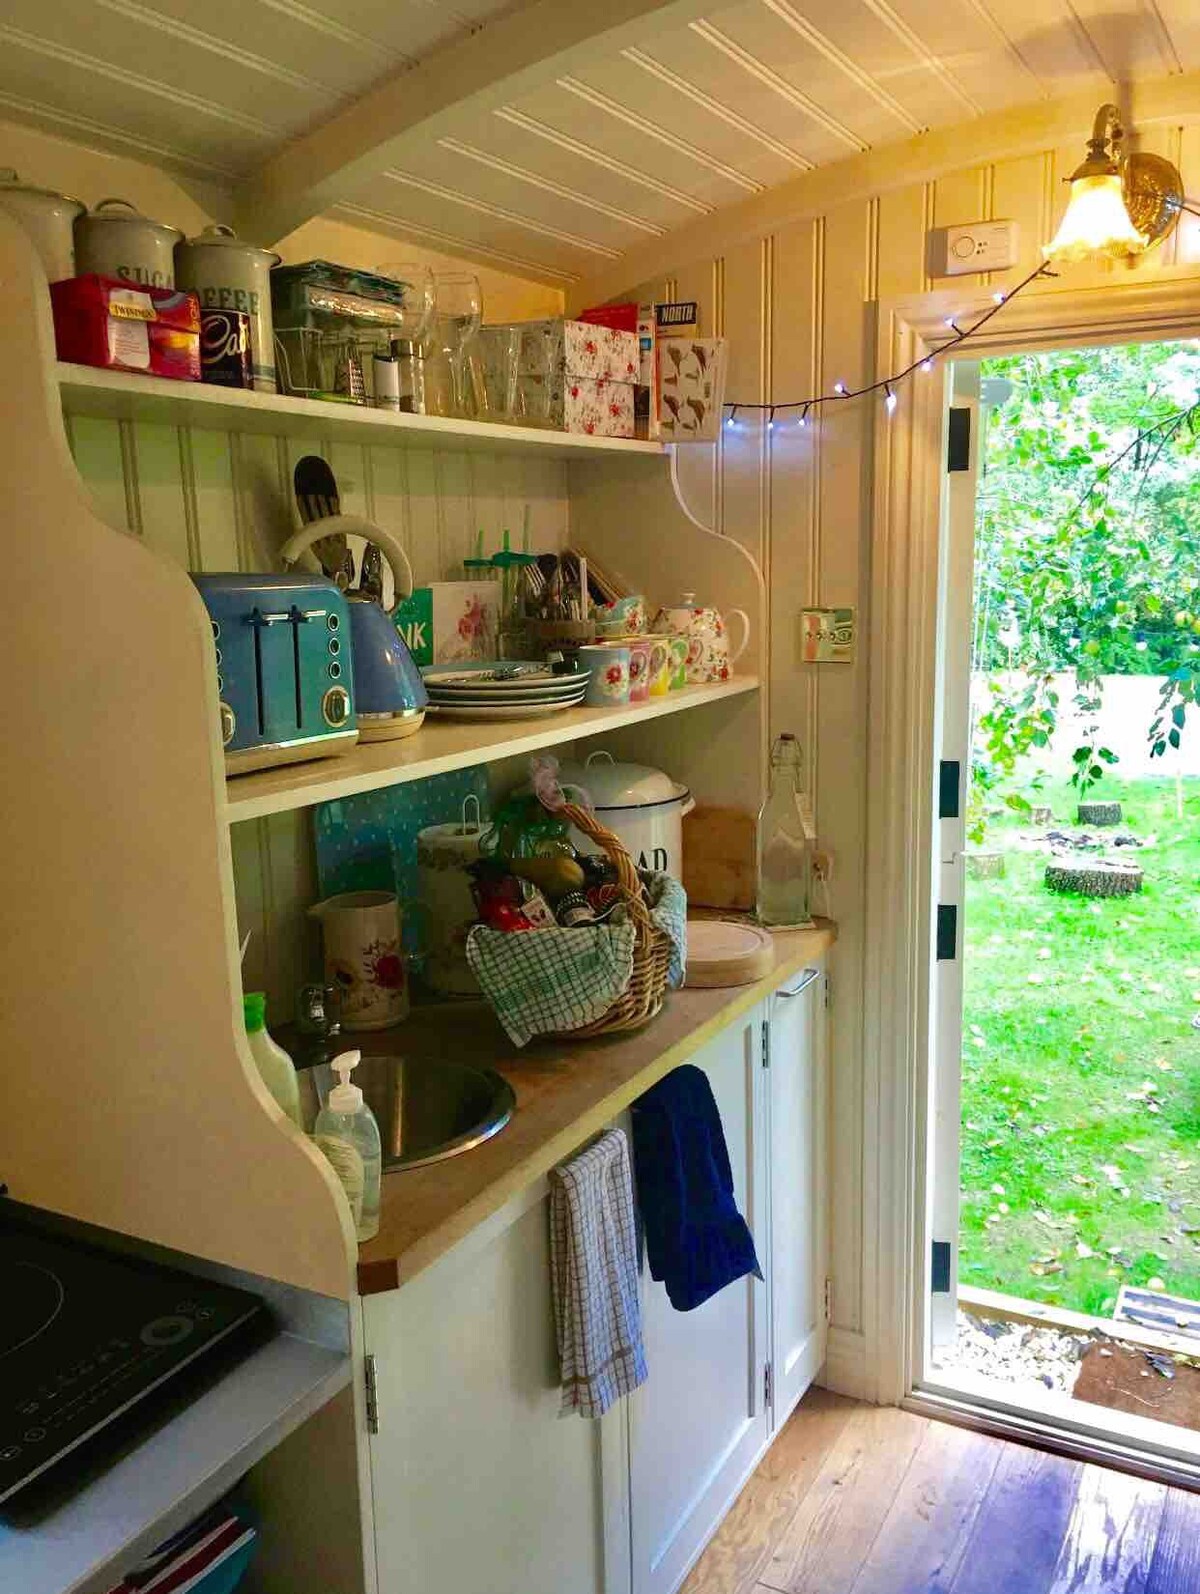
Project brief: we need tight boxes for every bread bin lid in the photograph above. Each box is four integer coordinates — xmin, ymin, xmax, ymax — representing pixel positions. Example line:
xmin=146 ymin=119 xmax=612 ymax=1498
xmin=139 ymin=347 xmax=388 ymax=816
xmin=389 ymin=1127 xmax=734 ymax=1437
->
xmin=0 ymin=168 xmax=83 ymax=210
xmin=557 ymin=751 xmax=689 ymax=811
xmin=179 ymin=223 xmax=281 ymax=265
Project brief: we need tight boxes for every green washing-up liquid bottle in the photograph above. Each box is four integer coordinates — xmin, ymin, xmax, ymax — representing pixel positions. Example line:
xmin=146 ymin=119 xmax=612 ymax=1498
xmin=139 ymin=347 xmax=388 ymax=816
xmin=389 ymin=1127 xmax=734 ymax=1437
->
xmin=243 ymin=991 xmax=302 ymax=1128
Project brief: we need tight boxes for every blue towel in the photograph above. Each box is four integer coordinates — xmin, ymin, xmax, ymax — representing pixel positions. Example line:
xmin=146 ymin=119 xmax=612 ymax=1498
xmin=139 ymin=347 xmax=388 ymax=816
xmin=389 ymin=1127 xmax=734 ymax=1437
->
xmin=630 ymin=1064 xmax=763 ymax=1312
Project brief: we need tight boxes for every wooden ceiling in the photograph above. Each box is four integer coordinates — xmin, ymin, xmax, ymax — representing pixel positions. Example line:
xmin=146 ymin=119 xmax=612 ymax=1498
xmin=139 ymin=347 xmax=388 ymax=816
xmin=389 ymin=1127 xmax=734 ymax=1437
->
xmin=2 ymin=0 xmax=1196 ymax=282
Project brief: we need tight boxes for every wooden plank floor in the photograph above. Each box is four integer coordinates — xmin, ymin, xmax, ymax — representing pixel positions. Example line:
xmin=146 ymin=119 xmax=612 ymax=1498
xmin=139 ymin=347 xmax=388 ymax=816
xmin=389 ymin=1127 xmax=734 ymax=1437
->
xmin=682 ymin=1390 xmax=1200 ymax=1594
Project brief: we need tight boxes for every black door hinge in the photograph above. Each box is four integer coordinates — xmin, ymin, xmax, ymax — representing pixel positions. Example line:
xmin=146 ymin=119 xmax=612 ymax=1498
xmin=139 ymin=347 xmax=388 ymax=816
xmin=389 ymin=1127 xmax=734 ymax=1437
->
xmin=932 ymin=1241 xmax=952 ymax=1294
xmin=936 ymin=904 xmax=958 ymax=961
xmin=947 ymin=407 xmax=971 ymax=472
xmin=939 ymin=759 xmax=961 ymax=819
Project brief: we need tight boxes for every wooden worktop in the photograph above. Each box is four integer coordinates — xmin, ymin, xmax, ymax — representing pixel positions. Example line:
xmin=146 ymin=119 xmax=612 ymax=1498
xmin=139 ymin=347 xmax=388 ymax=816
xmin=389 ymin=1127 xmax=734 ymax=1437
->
xmin=352 ymin=921 xmax=836 ymax=1295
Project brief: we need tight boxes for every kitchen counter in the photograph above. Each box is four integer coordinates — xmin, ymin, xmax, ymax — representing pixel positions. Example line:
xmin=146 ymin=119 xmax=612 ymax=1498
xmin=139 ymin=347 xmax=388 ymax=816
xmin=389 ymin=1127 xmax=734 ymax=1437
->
xmin=350 ymin=921 xmax=836 ymax=1295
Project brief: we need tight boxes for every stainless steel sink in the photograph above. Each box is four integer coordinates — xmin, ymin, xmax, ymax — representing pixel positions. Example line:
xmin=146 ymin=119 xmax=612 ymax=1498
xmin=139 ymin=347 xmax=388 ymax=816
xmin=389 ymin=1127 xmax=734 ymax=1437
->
xmin=297 ymin=1054 xmax=515 ymax=1171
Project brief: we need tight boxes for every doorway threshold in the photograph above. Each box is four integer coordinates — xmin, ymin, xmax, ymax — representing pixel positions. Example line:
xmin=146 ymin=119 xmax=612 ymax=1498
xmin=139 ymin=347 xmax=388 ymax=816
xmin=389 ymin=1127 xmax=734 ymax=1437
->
xmin=913 ymin=1283 xmax=1200 ymax=1490
xmin=906 ymin=1379 xmax=1200 ymax=1492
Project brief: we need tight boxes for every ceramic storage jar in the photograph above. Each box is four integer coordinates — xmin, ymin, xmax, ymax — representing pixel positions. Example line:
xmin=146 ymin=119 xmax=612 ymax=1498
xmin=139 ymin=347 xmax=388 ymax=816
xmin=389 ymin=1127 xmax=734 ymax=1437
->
xmin=0 ymin=170 xmax=84 ymax=281
xmin=75 ymin=199 xmax=181 ymax=288
xmin=175 ymin=225 xmax=281 ymax=393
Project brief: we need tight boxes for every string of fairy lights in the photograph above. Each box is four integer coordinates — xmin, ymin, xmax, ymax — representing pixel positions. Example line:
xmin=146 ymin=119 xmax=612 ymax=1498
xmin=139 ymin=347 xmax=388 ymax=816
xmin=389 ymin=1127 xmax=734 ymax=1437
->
xmin=720 ymin=260 xmax=1059 ymax=431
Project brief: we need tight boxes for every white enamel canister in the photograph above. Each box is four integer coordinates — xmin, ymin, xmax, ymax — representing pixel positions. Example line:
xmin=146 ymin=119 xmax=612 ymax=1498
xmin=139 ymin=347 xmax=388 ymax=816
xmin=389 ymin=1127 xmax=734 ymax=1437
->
xmin=74 ymin=198 xmax=182 ymax=288
xmin=0 ymin=169 xmax=84 ymax=282
xmin=555 ymin=751 xmax=695 ymax=878
xmin=174 ymin=224 xmax=281 ymax=392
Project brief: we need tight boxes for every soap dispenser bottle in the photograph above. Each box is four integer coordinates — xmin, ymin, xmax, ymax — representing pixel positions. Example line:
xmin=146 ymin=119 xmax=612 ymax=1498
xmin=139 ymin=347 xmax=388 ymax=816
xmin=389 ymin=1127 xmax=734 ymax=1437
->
xmin=314 ymin=1050 xmax=382 ymax=1242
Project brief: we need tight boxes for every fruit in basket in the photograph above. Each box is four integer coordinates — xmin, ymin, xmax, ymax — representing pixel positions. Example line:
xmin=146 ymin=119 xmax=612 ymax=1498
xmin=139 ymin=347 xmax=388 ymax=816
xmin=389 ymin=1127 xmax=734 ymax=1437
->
xmin=511 ymin=853 xmax=586 ymax=899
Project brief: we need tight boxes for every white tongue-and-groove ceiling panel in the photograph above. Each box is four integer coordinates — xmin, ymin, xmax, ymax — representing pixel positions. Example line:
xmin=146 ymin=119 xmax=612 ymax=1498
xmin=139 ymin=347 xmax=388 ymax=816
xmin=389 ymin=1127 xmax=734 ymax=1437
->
xmin=0 ymin=0 xmax=1195 ymax=283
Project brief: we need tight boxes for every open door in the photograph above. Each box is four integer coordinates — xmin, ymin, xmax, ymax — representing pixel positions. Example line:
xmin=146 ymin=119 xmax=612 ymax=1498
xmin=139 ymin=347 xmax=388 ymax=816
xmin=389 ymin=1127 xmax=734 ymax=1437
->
xmin=926 ymin=361 xmax=981 ymax=1352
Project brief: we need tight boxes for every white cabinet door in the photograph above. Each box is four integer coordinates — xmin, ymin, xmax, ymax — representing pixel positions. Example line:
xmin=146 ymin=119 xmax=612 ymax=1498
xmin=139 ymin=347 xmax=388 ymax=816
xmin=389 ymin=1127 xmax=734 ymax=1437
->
xmin=628 ymin=1005 xmax=770 ymax=1594
xmin=768 ymin=962 xmax=828 ymax=1425
xmin=362 ymin=1186 xmax=622 ymax=1594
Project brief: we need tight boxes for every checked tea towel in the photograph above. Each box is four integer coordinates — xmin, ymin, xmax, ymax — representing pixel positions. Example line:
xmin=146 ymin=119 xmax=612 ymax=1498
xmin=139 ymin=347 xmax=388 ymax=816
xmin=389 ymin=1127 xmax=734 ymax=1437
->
xmin=549 ymin=1128 xmax=648 ymax=1419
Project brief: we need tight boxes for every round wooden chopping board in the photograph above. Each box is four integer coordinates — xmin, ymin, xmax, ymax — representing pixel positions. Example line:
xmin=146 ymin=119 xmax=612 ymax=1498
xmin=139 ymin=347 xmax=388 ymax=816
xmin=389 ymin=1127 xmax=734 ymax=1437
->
xmin=685 ymin=918 xmax=775 ymax=987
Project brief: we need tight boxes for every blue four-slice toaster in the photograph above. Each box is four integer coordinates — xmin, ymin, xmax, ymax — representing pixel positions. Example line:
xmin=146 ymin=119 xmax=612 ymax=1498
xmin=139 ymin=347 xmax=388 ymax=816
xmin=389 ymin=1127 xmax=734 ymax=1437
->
xmin=191 ymin=573 xmax=359 ymax=774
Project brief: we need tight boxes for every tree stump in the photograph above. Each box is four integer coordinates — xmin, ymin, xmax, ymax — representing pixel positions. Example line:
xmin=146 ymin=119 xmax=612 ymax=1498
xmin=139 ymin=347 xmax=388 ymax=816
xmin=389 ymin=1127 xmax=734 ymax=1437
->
xmin=966 ymin=851 xmax=1006 ymax=879
xmin=1044 ymin=859 xmax=1143 ymax=897
xmin=1076 ymin=801 xmax=1123 ymax=827
xmin=1030 ymin=805 xmax=1053 ymax=825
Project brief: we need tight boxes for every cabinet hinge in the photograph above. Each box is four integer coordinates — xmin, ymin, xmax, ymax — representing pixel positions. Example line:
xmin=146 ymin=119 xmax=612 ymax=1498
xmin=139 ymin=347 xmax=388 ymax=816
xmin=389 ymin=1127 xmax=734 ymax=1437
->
xmin=364 ymin=1353 xmax=380 ymax=1436
xmin=823 ymin=1277 xmax=832 ymax=1325
xmin=764 ymin=1362 xmax=773 ymax=1408
xmin=823 ymin=975 xmax=832 ymax=1010
xmin=761 ymin=1019 xmax=771 ymax=1069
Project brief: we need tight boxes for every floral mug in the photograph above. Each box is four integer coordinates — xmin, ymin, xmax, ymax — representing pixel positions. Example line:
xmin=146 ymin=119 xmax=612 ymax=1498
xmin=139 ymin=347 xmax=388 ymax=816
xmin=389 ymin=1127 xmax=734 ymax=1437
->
xmin=627 ymin=637 xmax=669 ymax=702
xmin=579 ymin=644 xmax=631 ymax=706
xmin=666 ymin=636 xmax=689 ymax=690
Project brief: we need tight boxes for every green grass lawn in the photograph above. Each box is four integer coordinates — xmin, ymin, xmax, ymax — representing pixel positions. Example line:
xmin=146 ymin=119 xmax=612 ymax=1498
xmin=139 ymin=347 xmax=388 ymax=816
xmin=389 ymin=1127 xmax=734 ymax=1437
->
xmin=961 ymin=775 xmax=1200 ymax=1316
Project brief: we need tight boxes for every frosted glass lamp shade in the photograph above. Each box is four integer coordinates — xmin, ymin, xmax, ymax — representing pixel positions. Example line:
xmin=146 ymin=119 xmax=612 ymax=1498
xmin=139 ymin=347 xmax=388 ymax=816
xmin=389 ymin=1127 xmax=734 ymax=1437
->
xmin=1044 ymin=173 xmax=1148 ymax=263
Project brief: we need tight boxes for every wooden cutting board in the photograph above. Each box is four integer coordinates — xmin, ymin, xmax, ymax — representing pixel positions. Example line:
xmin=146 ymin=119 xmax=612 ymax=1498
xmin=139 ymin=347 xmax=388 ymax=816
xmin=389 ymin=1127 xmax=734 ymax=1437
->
xmin=682 ymin=805 xmax=757 ymax=911
xmin=685 ymin=918 xmax=775 ymax=987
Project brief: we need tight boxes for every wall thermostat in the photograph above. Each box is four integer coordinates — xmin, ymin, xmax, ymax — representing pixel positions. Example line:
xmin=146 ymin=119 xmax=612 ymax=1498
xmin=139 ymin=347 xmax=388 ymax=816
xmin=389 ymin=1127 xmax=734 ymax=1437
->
xmin=929 ymin=220 xmax=1019 ymax=277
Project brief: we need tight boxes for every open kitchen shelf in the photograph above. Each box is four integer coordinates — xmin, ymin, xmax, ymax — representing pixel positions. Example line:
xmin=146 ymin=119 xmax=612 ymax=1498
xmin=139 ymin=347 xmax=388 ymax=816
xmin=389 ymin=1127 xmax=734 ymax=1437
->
xmin=225 ymin=676 xmax=758 ymax=821
xmin=1 ymin=1334 xmax=350 ymax=1594
xmin=57 ymin=363 xmax=667 ymax=460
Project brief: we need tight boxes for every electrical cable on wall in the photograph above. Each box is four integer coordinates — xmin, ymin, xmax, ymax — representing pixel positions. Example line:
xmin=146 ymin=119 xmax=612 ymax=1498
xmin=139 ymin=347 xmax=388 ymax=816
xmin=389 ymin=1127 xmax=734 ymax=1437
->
xmin=719 ymin=261 xmax=1059 ymax=428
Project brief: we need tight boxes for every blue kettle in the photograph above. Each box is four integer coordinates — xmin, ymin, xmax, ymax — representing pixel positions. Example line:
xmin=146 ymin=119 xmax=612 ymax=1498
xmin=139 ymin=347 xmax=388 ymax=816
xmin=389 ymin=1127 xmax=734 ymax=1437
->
xmin=279 ymin=515 xmax=428 ymax=743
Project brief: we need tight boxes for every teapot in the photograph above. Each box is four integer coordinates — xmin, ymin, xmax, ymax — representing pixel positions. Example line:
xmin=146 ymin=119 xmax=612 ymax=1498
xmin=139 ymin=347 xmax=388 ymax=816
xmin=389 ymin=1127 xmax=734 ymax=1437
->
xmin=279 ymin=515 xmax=428 ymax=742
xmin=650 ymin=591 xmax=751 ymax=684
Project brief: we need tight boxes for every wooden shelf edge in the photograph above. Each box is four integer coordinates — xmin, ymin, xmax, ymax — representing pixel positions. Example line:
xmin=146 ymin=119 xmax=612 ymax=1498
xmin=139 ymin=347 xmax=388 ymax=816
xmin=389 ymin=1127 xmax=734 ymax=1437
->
xmin=225 ymin=677 xmax=760 ymax=822
xmin=1 ymin=1335 xmax=350 ymax=1594
xmin=57 ymin=363 xmax=666 ymax=460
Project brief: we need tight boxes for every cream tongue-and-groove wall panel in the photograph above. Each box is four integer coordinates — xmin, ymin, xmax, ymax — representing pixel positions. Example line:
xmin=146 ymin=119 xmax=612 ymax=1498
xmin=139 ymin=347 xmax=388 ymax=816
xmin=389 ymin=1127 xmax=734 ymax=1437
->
xmin=61 ymin=406 xmax=570 ymax=1022
xmin=582 ymin=101 xmax=1200 ymax=1394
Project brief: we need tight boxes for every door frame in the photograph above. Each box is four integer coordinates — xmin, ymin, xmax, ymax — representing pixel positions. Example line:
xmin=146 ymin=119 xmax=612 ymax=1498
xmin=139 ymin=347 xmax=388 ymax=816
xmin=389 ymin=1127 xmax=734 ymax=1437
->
xmin=863 ymin=267 xmax=1200 ymax=1432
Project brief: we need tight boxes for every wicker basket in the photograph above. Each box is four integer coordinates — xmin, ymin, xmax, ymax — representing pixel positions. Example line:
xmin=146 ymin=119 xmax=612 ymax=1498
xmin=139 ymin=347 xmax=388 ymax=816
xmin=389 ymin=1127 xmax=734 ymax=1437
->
xmin=550 ymin=799 xmax=673 ymax=1037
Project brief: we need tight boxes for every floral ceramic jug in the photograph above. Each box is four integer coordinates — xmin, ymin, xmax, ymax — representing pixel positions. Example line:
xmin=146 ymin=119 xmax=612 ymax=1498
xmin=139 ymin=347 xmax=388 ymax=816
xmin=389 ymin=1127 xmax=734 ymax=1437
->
xmin=308 ymin=891 xmax=407 ymax=1030
xmin=650 ymin=592 xmax=751 ymax=684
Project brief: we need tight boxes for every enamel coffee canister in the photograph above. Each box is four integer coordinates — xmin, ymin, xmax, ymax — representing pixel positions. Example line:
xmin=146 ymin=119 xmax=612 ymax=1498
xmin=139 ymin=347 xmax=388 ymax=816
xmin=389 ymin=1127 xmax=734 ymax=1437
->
xmin=174 ymin=225 xmax=280 ymax=393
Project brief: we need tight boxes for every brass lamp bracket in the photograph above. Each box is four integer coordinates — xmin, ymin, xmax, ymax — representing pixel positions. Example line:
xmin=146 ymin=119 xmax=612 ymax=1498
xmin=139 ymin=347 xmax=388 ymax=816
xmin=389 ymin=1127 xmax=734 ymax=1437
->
xmin=1066 ymin=101 xmax=1183 ymax=251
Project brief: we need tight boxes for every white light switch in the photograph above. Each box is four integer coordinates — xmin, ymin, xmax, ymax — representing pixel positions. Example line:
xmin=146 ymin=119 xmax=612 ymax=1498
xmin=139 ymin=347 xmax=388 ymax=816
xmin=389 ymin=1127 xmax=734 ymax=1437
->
xmin=929 ymin=220 xmax=1020 ymax=277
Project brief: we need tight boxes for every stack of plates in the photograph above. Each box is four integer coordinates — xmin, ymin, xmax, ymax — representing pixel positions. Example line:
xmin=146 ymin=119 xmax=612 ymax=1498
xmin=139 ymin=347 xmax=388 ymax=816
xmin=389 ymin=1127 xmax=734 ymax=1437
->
xmin=422 ymin=661 xmax=591 ymax=720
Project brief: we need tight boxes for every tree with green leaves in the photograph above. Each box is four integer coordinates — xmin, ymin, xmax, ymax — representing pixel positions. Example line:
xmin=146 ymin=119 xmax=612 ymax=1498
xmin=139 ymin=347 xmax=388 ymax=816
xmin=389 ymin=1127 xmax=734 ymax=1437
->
xmin=970 ymin=339 xmax=1200 ymax=834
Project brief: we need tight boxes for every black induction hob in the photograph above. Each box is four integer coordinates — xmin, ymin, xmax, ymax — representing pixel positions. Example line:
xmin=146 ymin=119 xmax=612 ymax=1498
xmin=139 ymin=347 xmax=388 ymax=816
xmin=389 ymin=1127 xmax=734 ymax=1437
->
xmin=0 ymin=1226 xmax=269 ymax=1504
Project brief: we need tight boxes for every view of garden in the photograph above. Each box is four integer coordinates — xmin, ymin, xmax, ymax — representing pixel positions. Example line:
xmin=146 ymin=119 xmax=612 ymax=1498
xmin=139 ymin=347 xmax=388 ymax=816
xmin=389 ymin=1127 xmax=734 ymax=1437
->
xmin=960 ymin=338 xmax=1200 ymax=1318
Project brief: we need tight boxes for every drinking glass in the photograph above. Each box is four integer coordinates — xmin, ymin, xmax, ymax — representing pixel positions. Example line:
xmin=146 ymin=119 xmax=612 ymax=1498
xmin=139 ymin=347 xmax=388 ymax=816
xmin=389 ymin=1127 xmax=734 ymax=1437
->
xmin=432 ymin=271 xmax=482 ymax=417
xmin=374 ymin=261 xmax=436 ymax=347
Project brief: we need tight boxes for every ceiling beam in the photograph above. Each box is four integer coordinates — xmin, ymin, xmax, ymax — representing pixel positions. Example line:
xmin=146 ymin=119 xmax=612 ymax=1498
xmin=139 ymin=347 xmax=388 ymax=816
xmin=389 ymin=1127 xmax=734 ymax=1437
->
xmin=567 ymin=69 xmax=1200 ymax=309
xmin=234 ymin=0 xmax=721 ymax=249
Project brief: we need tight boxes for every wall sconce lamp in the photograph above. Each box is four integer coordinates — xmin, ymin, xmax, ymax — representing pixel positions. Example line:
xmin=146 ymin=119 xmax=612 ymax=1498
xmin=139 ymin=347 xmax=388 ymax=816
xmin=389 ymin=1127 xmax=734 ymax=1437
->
xmin=1044 ymin=103 xmax=1184 ymax=264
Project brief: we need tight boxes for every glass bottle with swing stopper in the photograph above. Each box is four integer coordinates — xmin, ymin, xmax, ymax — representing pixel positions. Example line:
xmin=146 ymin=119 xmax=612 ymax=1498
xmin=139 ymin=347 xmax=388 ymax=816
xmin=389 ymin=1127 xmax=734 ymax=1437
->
xmin=756 ymin=733 xmax=815 ymax=928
